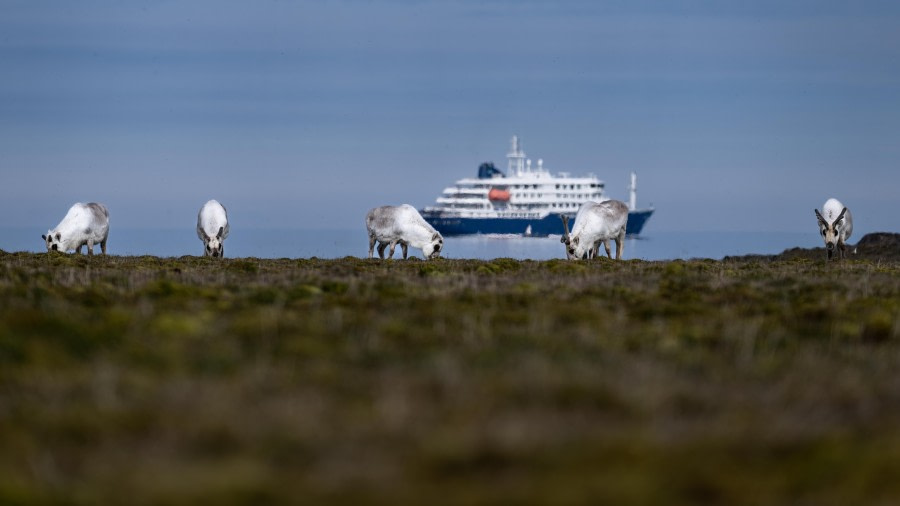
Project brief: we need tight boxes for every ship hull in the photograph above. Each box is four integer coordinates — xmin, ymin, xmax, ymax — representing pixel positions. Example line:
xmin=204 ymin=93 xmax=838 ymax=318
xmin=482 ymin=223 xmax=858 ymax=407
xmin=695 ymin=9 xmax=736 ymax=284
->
xmin=422 ymin=208 xmax=654 ymax=237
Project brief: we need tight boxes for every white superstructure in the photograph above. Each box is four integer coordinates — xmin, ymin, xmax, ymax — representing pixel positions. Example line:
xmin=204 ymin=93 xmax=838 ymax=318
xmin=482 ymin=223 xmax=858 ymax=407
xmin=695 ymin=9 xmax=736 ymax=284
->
xmin=423 ymin=135 xmax=606 ymax=221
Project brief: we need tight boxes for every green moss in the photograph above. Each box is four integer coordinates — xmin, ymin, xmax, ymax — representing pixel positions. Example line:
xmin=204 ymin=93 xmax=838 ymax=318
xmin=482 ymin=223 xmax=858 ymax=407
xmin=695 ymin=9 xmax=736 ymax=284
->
xmin=859 ymin=309 xmax=896 ymax=343
xmin=288 ymin=284 xmax=323 ymax=299
xmin=320 ymin=280 xmax=349 ymax=294
xmin=545 ymin=258 xmax=588 ymax=274
xmin=418 ymin=262 xmax=448 ymax=278
xmin=226 ymin=259 xmax=260 ymax=274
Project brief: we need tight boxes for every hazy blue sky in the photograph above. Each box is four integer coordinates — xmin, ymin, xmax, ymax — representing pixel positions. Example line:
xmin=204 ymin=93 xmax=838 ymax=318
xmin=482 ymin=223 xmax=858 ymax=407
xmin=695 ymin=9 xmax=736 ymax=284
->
xmin=2 ymin=0 xmax=899 ymax=234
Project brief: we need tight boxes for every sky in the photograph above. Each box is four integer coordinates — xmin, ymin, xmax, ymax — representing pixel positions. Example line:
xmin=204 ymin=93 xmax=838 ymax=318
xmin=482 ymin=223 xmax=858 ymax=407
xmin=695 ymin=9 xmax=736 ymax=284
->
xmin=2 ymin=0 xmax=899 ymax=235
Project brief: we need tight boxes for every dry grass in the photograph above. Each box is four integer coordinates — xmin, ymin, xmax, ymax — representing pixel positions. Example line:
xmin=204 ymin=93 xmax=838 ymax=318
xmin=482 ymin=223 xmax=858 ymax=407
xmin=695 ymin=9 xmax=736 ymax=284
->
xmin=1 ymin=248 xmax=900 ymax=505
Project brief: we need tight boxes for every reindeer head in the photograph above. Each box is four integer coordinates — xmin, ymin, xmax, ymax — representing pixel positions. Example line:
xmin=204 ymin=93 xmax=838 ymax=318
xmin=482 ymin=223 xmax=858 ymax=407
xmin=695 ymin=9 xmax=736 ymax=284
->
xmin=815 ymin=207 xmax=847 ymax=255
xmin=203 ymin=226 xmax=225 ymax=258
xmin=560 ymin=215 xmax=588 ymax=260
xmin=423 ymin=232 xmax=443 ymax=260
xmin=42 ymin=231 xmax=61 ymax=252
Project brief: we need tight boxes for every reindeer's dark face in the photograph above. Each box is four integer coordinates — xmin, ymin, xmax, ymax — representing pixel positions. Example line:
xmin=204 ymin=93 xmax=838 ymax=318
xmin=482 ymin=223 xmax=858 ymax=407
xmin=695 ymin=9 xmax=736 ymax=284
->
xmin=559 ymin=214 xmax=586 ymax=260
xmin=204 ymin=239 xmax=222 ymax=258
xmin=204 ymin=226 xmax=225 ymax=258
xmin=815 ymin=208 xmax=847 ymax=253
xmin=569 ymin=237 xmax=590 ymax=260
xmin=561 ymin=235 xmax=588 ymax=260
xmin=42 ymin=231 xmax=61 ymax=252
xmin=424 ymin=233 xmax=443 ymax=259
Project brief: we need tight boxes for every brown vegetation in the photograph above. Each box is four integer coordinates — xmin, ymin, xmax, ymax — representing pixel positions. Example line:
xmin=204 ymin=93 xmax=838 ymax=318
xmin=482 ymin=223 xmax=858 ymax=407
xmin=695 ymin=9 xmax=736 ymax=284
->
xmin=0 ymin=234 xmax=899 ymax=504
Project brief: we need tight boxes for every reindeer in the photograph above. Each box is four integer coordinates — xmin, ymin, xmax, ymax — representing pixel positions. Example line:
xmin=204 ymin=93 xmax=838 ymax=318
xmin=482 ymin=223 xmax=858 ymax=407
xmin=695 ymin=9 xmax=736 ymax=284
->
xmin=42 ymin=202 xmax=109 ymax=255
xmin=366 ymin=204 xmax=443 ymax=260
xmin=560 ymin=200 xmax=629 ymax=260
xmin=197 ymin=200 xmax=230 ymax=258
xmin=815 ymin=198 xmax=853 ymax=261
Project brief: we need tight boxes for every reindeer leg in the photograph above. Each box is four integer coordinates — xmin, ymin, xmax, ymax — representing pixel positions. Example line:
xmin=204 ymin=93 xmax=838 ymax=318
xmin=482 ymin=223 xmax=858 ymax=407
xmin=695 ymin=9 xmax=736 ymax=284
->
xmin=76 ymin=244 xmax=83 ymax=255
xmin=401 ymin=242 xmax=408 ymax=260
xmin=604 ymin=240 xmax=612 ymax=259
xmin=101 ymin=238 xmax=107 ymax=255
xmin=377 ymin=242 xmax=388 ymax=259
xmin=616 ymin=230 xmax=625 ymax=259
xmin=368 ymin=234 xmax=376 ymax=259
xmin=388 ymin=240 xmax=397 ymax=259
xmin=87 ymin=239 xmax=94 ymax=256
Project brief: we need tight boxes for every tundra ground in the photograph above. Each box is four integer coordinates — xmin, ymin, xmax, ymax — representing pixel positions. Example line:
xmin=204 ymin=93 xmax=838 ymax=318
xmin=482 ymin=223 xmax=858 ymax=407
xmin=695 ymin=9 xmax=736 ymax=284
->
xmin=1 ymin=242 xmax=899 ymax=505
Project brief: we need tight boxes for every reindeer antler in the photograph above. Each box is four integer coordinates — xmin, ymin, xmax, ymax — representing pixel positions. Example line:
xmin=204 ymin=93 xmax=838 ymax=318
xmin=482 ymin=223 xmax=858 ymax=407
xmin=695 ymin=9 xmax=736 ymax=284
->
xmin=834 ymin=207 xmax=848 ymax=225
xmin=560 ymin=215 xmax=571 ymax=244
xmin=814 ymin=209 xmax=827 ymax=226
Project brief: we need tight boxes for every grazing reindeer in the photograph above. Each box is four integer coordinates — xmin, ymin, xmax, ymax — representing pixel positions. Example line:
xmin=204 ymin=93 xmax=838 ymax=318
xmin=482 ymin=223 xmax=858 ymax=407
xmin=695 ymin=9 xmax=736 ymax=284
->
xmin=197 ymin=200 xmax=230 ymax=258
xmin=42 ymin=202 xmax=109 ymax=255
xmin=560 ymin=200 xmax=629 ymax=260
xmin=366 ymin=204 xmax=443 ymax=260
xmin=815 ymin=198 xmax=853 ymax=261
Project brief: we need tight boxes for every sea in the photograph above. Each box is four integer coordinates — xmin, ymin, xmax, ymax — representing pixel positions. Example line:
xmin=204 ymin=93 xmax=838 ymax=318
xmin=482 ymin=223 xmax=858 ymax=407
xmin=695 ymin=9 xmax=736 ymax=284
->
xmin=3 ymin=228 xmax=823 ymax=261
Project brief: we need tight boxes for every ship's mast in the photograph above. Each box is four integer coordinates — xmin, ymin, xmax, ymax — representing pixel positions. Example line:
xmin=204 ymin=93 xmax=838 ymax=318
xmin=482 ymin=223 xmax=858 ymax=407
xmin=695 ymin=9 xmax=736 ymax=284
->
xmin=628 ymin=172 xmax=637 ymax=210
xmin=507 ymin=135 xmax=526 ymax=176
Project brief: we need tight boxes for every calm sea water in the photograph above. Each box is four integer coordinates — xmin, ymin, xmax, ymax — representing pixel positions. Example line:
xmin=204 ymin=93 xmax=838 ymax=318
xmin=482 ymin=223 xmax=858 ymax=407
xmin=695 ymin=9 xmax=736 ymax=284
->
xmin=3 ymin=228 xmax=822 ymax=261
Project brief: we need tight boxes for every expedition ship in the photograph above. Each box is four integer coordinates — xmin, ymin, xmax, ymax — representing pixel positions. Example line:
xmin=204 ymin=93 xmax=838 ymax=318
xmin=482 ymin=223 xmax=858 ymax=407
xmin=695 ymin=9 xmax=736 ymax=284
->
xmin=420 ymin=136 xmax=654 ymax=236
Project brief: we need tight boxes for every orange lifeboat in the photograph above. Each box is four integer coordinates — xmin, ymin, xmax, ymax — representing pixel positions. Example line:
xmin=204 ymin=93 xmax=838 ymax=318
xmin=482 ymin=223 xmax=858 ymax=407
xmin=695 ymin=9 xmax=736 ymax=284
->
xmin=488 ymin=188 xmax=510 ymax=202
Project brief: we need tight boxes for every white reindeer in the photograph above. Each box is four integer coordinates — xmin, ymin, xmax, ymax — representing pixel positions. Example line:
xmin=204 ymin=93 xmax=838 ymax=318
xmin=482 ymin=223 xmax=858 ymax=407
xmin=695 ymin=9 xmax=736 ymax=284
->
xmin=560 ymin=200 xmax=629 ymax=260
xmin=815 ymin=198 xmax=853 ymax=261
xmin=42 ymin=202 xmax=109 ymax=255
xmin=197 ymin=200 xmax=230 ymax=258
xmin=366 ymin=204 xmax=443 ymax=260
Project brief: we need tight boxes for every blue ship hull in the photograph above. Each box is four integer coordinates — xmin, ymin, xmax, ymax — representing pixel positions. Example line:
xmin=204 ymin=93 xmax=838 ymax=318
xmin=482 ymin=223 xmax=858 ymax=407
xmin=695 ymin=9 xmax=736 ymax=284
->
xmin=422 ymin=208 xmax=654 ymax=237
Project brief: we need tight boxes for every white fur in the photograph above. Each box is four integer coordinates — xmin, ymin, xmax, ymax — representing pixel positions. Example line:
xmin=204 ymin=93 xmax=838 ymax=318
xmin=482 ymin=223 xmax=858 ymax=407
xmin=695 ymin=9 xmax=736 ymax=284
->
xmin=197 ymin=200 xmax=230 ymax=258
xmin=366 ymin=204 xmax=444 ymax=260
xmin=561 ymin=200 xmax=629 ymax=260
xmin=43 ymin=202 xmax=110 ymax=255
xmin=815 ymin=198 xmax=853 ymax=260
